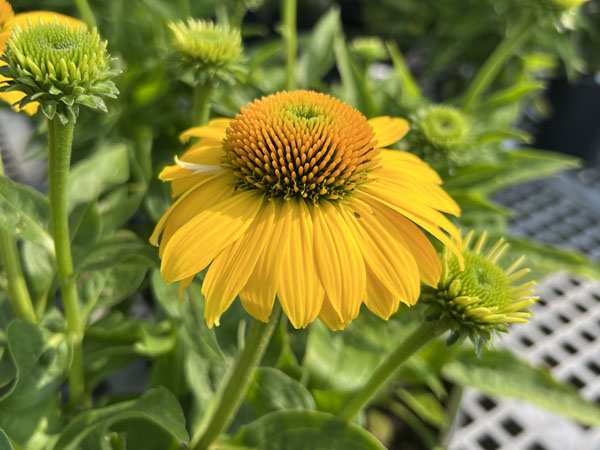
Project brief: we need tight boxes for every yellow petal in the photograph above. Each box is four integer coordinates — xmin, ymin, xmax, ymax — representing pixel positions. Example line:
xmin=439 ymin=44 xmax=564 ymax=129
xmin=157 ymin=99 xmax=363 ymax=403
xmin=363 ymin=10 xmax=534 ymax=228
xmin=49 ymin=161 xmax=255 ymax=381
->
xmin=14 ymin=11 xmax=86 ymax=30
xmin=378 ymin=150 xmax=442 ymax=184
xmin=158 ymin=146 xmax=223 ymax=182
xmin=365 ymin=266 xmax=400 ymax=320
xmin=178 ymin=276 xmax=194 ymax=300
xmin=170 ymin=173 xmax=211 ymax=198
xmin=179 ymin=118 xmax=231 ymax=143
xmin=239 ymin=199 xmax=292 ymax=323
xmin=341 ymin=197 xmax=420 ymax=305
xmin=202 ymin=200 xmax=276 ymax=327
xmin=368 ymin=116 xmax=409 ymax=148
xmin=159 ymin=174 xmax=235 ymax=257
xmin=149 ymin=172 xmax=229 ymax=247
xmin=277 ymin=200 xmax=324 ymax=329
xmin=365 ymin=198 xmax=441 ymax=287
xmin=362 ymin=183 xmax=463 ymax=266
xmin=312 ymin=201 xmax=365 ymax=327
xmin=318 ymin=295 xmax=348 ymax=331
xmin=161 ymin=190 xmax=264 ymax=283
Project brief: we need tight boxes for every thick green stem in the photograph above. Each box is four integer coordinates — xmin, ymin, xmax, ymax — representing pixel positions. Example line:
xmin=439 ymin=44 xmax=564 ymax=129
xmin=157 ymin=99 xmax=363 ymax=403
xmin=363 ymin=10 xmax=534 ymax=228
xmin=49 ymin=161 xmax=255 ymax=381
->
xmin=0 ymin=149 xmax=36 ymax=323
xmin=282 ymin=0 xmax=297 ymax=90
xmin=74 ymin=0 xmax=97 ymax=29
xmin=440 ymin=384 xmax=464 ymax=446
xmin=338 ymin=321 xmax=444 ymax=421
xmin=190 ymin=306 xmax=281 ymax=450
xmin=192 ymin=81 xmax=214 ymax=126
xmin=462 ymin=15 xmax=536 ymax=111
xmin=48 ymin=118 xmax=85 ymax=406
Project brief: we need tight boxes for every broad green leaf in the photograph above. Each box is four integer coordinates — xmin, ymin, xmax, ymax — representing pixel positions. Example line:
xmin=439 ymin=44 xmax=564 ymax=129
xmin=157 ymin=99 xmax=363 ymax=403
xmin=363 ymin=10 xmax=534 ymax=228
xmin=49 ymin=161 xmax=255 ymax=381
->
xmin=75 ymin=230 xmax=157 ymax=271
xmin=397 ymin=389 xmax=447 ymax=427
xmin=51 ymin=387 xmax=188 ymax=450
xmin=21 ymin=241 xmax=55 ymax=313
xmin=70 ymin=201 xmax=102 ymax=257
xmin=478 ymin=81 xmax=545 ymax=111
xmin=444 ymin=149 xmax=579 ymax=194
xmin=0 ymin=428 xmax=13 ymax=450
xmin=387 ymin=41 xmax=423 ymax=107
xmin=334 ymin=35 xmax=376 ymax=118
xmin=68 ymin=144 xmax=130 ymax=211
xmin=248 ymin=367 xmax=315 ymax=416
xmin=97 ymin=186 xmax=145 ymax=234
xmin=230 ymin=410 xmax=385 ymax=449
xmin=443 ymin=349 xmax=600 ymax=427
xmin=0 ymin=176 xmax=53 ymax=253
xmin=297 ymin=7 xmax=341 ymax=88
xmin=303 ymin=308 xmax=417 ymax=391
xmin=0 ymin=320 xmax=72 ymax=408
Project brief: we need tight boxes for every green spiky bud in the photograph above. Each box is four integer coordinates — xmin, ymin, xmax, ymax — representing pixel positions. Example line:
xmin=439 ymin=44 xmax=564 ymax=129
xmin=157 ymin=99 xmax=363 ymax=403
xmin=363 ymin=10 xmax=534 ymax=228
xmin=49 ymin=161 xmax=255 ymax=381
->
xmin=350 ymin=37 xmax=388 ymax=63
xmin=169 ymin=19 xmax=244 ymax=86
xmin=415 ymin=105 xmax=469 ymax=150
xmin=0 ymin=18 xmax=120 ymax=124
xmin=422 ymin=231 xmax=539 ymax=352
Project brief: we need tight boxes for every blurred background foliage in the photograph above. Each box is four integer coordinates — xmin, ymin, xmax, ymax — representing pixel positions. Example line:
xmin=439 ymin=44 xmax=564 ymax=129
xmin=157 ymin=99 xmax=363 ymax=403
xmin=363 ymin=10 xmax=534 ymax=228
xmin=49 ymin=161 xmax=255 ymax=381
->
xmin=1 ymin=0 xmax=600 ymax=449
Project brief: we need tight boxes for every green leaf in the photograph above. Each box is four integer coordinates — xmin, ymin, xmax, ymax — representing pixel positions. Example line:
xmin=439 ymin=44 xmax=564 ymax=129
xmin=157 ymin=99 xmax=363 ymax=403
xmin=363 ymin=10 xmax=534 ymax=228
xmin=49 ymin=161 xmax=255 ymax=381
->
xmin=21 ymin=241 xmax=56 ymax=313
xmin=68 ymin=144 xmax=130 ymax=211
xmin=397 ymin=389 xmax=447 ymax=427
xmin=334 ymin=36 xmax=376 ymax=118
xmin=443 ymin=349 xmax=600 ymax=427
xmin=230 ymin=410 xmax=385 ymax=449
xmin=0 ymin=396 xmax=61 ymax=450
xmin=297 ymin=7 xmax=341 ymax=88
xmin=387 ymin=41 xmax=423 ymax=107
xmin=444 ymin=149 xmax=579 ymax=194
xmin=0 ymin=428 xmax=14 ymax=450
xmin=0 ymin=176 xmax=53 ymax=253
xmin=0 ymin=320 xmax=72 ymax=408
xmin=247 ymin=367 xmax=315 ymax=416
xmin=51 ymin=387 xmax=188 ymax=450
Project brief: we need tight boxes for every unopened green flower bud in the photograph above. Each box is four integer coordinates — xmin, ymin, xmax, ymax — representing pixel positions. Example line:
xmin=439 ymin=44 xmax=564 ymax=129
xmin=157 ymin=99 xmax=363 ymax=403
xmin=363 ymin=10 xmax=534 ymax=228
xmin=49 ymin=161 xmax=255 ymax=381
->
xmin=169 ymin=19 xmax=244 ymax=86
xmin=0 ymin=18 xmax=120 ymax=123
xmin=415 ymin=105 xmax=469 ymax=150
xmin=350 ymin=37 xmax=388 ymax=63
xmin=422 ymin=231 xmax=538 ymax=352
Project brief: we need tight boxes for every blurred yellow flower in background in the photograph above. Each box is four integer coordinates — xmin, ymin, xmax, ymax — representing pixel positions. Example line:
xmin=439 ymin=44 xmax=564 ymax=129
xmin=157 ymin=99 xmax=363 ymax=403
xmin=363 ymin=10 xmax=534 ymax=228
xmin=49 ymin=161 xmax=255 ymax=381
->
xmin=152 ymin=90 xmax=463 ymax=330
xmin=0 ymin=0 xmax=85 ymax=115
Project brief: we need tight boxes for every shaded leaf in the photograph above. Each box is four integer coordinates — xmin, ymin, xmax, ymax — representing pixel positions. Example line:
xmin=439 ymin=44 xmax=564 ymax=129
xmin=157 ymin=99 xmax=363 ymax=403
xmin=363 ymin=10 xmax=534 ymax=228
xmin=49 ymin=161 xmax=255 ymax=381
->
xmin=0 ymin=428 xmax=13 ymax=450
xmin=230 ymin=410 xmax=385 ymax=449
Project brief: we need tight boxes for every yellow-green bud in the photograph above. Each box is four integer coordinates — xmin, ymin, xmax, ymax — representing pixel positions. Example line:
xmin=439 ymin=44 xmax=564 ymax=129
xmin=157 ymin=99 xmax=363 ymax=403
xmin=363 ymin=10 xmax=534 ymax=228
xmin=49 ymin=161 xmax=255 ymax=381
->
xmin=169 ymin=19 xmax=244 ymax=86
xmin=422 ymin=231 xmax=538 ymax=352
xmin=0 ymin=18 xmax=120 ymax=123
xmin=415 ymin=105 xmax=469 ymax=150
xmin=350 ymin=37 xmax=388 ymax=63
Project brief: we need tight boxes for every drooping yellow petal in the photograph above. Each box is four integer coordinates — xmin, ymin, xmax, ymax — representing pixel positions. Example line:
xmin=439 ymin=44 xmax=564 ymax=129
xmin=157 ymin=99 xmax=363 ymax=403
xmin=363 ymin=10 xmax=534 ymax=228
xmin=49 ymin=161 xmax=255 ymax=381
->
xmin=178 ymin=276 xmax=194 ymax=299
xmin=312 ymin=201 xmax=365 ymax=326
xmin=149 ymin=172 xmax=229 ymax=246
xmin=202 ymin=200 xmax=276 ymax=327
xmin=365 ymin=198 xmax=441 ymax=287
xmin=341 ymin=197 xmax=420 ymax=305
xmin=170 ymin=173 xmax=211 ymax=198
xmin=161 ymin=190 xmax=264 ymax=283
xmin=365 ymin=266 xmax=400 ymax=320
xmin=318 ymin=295 xmax=348 ymax=331
xmin=179 ymin=118 xmax=231 ymax=143
xmin=277 ymin=200 xmax=324 ymax=329
xmin=159 ymin=174 xmax=235 ymax=256
xmin=368 ymin=116 xmax=409 ymax=148
xmin=362 ymin=182 xmax=463 ymax=267
xmin=0 ymin=0 xmax=14 ymax=53
xmin=159 ymin=146 xmax=223 ymax=182
xmin=239 ymin=199 xmax=292 ymax=322
xmin=378 ymin=150 xmax=442 ymax=184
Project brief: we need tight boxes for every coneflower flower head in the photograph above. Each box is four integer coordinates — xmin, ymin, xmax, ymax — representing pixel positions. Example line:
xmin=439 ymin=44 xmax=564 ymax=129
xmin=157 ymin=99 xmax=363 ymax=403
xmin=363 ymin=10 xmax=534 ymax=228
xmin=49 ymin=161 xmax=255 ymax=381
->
xmin=169 ymin=19 xmax=244 ymax=85
xmin=0 ymin=18 xmax=120 ymax=123
xmin=422 ymin=231 xmax=538 ymax=352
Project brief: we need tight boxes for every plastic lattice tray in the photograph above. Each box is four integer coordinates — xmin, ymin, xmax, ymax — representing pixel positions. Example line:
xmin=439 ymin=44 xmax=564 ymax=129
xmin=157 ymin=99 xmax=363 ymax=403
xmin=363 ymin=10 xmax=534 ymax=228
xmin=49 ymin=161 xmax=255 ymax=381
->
xmin=450 ymin=167 xmax=600 ymax=450
xmin=450 ymin=272 xmax=600 ymax=450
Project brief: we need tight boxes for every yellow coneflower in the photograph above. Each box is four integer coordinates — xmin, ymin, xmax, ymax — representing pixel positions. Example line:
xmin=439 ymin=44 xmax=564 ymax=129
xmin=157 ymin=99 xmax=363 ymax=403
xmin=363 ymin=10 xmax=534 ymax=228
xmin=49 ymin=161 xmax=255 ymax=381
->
xmin=151 ymin=90 xmax=463 ymax=330
xmin=0 ymin=0 xmax=85 ymax=115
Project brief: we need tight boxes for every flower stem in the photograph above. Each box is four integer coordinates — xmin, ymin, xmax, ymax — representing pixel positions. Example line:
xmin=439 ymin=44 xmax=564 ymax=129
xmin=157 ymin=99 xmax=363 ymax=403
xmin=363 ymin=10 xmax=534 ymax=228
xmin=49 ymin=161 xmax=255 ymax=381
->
xmin=0 ymin=150 xmax=37 ymax=323
xmin=190 ymin=305 xmax=281 ymax=450
xmin=48 ymin=118 xmax=85 ymax=406
xmin=193 ymin=81 xmax=214 ymax=126
xmin=74 ymin=0 xmax=97 ymax=29
xmin=462 ymin=14 xmax=535 ymax=111
xmin=282 ymin=0 xmax=297 ymax=90
xmin=338 ymin=321 xmax=444 ymax=421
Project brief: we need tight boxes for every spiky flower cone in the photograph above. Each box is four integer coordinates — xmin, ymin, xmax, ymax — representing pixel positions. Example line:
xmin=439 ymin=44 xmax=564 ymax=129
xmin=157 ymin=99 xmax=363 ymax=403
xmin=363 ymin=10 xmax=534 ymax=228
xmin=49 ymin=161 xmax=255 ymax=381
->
xmin=0 ymin=18 xmax=119 ymax=123
xmin=422 ymin=231 xmax=538 ymax=352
